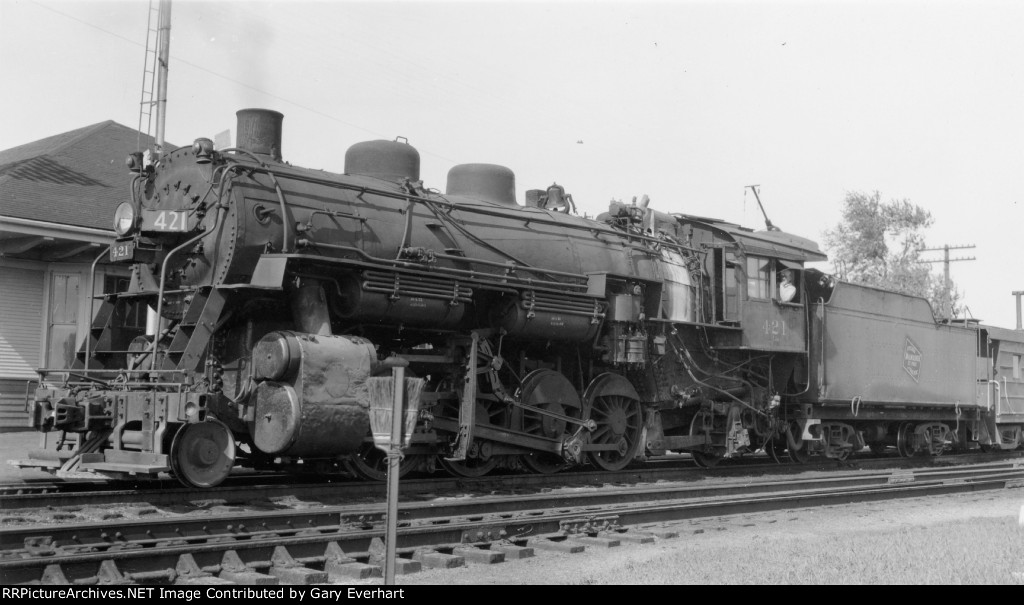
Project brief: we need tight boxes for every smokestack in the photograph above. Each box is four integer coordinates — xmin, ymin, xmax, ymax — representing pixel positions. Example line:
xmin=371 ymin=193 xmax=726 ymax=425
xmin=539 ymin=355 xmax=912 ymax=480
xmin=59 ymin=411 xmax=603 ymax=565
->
xmin=236 ymin=109 xmax=283 ymax=161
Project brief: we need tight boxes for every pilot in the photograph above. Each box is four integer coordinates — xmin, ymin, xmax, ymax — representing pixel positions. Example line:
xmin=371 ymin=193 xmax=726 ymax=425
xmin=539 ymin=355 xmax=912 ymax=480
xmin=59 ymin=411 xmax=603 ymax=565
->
xmin=779 ymin=269 xmax=796 ymax=303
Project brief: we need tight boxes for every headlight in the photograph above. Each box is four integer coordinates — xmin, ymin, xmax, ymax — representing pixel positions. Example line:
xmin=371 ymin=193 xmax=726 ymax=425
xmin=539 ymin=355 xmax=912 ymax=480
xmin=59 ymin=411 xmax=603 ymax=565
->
xmin=192 ymin=138 xmax=214 ymax=164
xmin=125 ymin=152 xmax=144 ymax=172
xmin=113 ymin=202 xmax=136 ymax=236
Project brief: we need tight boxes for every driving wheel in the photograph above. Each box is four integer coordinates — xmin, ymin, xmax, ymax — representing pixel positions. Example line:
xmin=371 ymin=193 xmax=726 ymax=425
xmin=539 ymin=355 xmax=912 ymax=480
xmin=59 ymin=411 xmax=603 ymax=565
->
xmin=515 ymin=370 xmax=582 ymax=474
xmin=587 ymin=395 xmax=642 ymax=471
xmin=439 ymin=453 xmax=500 ymax=477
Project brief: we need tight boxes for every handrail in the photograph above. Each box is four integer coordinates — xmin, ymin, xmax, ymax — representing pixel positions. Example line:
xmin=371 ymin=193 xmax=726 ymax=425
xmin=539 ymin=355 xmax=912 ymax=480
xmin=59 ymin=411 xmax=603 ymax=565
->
xmin=148 ymin=199 xmax=227 ymax=372
xmin=292 ymin=242 xmax=590 ymax=291
xmin=83 ymin=244 xmax=114 ymax=372
xmin=427 ymin=250 xmax=589 ymax=281
xmin=230 ymin=160 xmax=702 ymax=255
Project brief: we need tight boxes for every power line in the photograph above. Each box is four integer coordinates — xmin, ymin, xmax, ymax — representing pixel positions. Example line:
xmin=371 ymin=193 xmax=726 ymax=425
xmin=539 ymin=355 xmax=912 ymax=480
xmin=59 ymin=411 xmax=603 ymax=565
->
xmin=30 ymin=0 xmax=141 ymax=46
xmin=27 ymin=0 xmax=458 ymax=163
xmin=917 ymin=243 xmax=976 ymax=318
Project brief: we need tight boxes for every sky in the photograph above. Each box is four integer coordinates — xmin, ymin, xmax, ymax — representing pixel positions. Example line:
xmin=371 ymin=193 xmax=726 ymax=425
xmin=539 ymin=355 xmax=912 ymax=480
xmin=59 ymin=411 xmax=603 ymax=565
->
xmin=1 ymin=0 xmax=1022 ymax=328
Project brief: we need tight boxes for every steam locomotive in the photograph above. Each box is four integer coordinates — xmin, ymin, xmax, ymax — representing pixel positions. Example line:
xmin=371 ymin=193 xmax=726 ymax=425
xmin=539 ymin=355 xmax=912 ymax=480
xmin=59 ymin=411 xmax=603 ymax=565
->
xmin=17 ymin=109 xmax=1024 ymax=487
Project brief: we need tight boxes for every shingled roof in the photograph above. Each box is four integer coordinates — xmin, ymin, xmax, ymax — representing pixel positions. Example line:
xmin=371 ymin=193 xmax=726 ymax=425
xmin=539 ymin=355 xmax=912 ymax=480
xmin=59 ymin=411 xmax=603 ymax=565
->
xmin=0 ymin=121 xmax=169 ymax=231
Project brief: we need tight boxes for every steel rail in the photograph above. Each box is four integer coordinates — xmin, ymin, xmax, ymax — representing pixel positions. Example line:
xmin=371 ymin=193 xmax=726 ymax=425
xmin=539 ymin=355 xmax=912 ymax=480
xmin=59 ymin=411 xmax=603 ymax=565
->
xmin=3 ymin=464 xmax=1021 ymax=552
xmin=2 ymin=451 xmax=1022 ymax=510
xmin=0 ymin=465 xmax=1020 ymax=585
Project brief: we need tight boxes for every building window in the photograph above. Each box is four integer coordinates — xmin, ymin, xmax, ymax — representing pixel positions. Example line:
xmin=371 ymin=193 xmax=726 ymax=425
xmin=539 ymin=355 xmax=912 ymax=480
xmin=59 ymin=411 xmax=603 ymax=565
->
xmin=1014 ymin=354 xmax=1021 ymax=380
xmin=47 ymin=273 xmax=79 ymax=369
xmin=746 ymin=256 xmax=771 ymax=300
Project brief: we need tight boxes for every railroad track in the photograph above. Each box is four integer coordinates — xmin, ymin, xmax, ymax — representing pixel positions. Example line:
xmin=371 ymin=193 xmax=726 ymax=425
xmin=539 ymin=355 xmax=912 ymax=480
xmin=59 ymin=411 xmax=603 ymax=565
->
xmin=1 ymin=460 xmax=1022 ymax=585
xmin=4 ymin=449 xmax=1021 ymax=511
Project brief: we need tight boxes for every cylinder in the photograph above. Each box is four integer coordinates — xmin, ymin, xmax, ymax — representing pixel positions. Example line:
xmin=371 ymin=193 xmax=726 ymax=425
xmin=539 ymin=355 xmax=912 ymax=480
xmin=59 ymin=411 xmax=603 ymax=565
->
xmin=253 ymin=331 xmax=302 ymax=381
xmin=236 ymin=108 xmax=284 ymax=160
xmin=250 ymin=332 xmax=377 ymax=457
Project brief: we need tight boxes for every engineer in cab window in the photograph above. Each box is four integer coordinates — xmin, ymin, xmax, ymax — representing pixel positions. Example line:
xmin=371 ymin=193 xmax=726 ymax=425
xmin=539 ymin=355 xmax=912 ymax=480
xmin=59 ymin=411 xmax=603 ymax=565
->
xmin=778 ymin=269 xmax=797 ymax=303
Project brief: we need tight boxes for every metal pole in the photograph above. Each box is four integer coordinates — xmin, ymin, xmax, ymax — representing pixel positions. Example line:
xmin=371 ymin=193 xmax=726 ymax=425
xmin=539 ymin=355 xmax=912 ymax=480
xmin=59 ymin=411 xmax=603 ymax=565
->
xmin=918 ymin=244 xmax=975 ymax=318
xmin=942 ymin=245 xmax=950 ymax=317
xmin=154 ymin=0 xmax=172 ymax=157
xmin=384 ymin=364 xmax=405 ymax=585
xmin=1013 ymin=291 xmax=1024 ymax=331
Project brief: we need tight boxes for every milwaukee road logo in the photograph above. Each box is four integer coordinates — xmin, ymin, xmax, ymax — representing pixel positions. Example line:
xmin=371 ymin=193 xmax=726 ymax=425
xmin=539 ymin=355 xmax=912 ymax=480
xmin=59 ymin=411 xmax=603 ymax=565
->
xmin=903 ymin=336 xmax=922 ymax=383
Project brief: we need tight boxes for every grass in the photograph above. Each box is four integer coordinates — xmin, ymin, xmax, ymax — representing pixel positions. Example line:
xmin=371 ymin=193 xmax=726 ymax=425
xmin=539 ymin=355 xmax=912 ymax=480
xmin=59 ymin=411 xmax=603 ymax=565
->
xmin=572 ymin=517 xmax=1024 ymax=584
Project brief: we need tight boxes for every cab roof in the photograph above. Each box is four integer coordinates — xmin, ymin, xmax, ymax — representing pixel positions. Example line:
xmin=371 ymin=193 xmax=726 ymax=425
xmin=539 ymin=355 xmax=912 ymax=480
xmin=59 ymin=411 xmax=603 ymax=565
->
xmin=674 ymin=214 xmax=828 ymax=263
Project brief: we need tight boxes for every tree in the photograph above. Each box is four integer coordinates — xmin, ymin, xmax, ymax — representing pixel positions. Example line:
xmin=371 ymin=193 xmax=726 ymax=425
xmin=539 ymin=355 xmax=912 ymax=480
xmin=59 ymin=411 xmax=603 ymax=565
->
xmin=823 ymin=191 xmax=961 ymax=317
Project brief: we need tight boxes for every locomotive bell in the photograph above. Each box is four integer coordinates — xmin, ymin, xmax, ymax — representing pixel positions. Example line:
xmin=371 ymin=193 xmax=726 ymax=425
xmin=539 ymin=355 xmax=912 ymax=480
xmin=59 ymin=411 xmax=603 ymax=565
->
xmin=236 ymin=108 xmax=284 ymax=161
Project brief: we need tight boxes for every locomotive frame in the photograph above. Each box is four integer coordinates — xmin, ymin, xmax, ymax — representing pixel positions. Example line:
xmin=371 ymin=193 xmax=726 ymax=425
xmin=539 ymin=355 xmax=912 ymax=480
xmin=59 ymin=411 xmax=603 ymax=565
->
xmin=15 ymin=108 xmax=1024 ymax=486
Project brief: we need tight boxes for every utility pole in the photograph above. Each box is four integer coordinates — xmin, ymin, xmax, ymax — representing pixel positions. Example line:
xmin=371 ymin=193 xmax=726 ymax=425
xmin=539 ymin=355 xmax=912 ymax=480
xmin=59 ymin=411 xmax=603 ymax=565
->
xmin=918 ymin=244 xmax=975 ymax=319
xmin=1013 ymin=291 xmax=1024 ymax=331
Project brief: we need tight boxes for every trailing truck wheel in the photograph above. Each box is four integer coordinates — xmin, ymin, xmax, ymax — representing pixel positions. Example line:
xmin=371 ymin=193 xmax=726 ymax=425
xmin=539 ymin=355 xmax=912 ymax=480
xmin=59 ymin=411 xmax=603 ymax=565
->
xmin=345 ymin=438 xmax=420 ymax=481
xmin=786 ymin=444 xmax=810 ymax=464
xmin=692 ymin=451 xmax=722 ymax=469
xmin=765 ymin=437 xmax=787 ymax=464
xmin=785 ymin=421 xmax=810 ymax=464
xmin=688 ymin=412 xmax=725 ymax=468
xmin=170 ymin=419 xmax=236 ymax=488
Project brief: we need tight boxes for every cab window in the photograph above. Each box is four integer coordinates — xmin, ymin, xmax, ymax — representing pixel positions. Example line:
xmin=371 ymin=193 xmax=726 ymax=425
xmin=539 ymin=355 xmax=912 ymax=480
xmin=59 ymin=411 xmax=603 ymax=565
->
xmin=776 ymin=263 xmax=802 ymax=304
xmin=746 ymin=256 xmax=771 ymax=299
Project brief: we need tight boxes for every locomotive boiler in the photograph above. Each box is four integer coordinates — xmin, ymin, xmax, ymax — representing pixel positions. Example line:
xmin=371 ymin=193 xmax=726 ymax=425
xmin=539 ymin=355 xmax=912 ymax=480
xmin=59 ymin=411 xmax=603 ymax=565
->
xmin=16 ymin=109 xmax=1024 ymax=486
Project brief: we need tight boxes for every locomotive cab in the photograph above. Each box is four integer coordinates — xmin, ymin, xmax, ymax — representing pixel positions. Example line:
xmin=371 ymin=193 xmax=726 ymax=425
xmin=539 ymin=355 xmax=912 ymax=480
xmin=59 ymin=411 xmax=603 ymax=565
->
xmin=678 ymin=216 xmax=826 ymax=354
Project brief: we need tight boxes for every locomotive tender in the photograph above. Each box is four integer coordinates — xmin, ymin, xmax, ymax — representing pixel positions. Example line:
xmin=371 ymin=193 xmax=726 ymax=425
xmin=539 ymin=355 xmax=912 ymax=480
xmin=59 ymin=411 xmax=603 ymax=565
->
xmin=17 ymin=109 xmax=1024 ymax=486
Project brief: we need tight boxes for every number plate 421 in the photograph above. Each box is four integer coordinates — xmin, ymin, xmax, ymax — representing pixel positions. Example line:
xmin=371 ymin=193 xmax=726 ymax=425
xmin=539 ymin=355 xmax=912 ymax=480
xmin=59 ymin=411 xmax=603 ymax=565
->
xmin=110 ymin=241 xmax=135 ymax=262
xmin=141 ymin=209 xmax=190 ymax=232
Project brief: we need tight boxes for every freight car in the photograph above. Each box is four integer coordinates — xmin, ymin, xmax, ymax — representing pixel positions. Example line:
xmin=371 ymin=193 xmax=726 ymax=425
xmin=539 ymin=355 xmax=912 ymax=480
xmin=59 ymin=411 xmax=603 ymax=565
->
xmin=15 ymin=109 xmax=1024 ymax=486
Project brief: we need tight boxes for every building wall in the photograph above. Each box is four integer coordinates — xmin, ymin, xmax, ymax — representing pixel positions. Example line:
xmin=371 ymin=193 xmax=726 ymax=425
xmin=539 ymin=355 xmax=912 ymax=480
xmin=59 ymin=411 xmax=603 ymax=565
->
xmin=0 ymin=258 xmax=126 ymax=430
xmin=0 ymin=263 xmax=44 ymax=431
xmin=0 ymin=264 xmax=44 ymax=379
